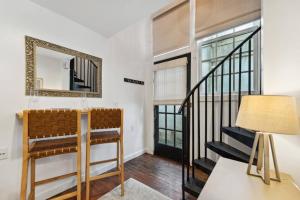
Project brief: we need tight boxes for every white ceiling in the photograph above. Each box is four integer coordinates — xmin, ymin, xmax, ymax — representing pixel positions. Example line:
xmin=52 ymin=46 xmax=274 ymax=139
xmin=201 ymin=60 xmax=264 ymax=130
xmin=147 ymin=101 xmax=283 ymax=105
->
xmin=31 ymin=0 xmax=173 ymax=37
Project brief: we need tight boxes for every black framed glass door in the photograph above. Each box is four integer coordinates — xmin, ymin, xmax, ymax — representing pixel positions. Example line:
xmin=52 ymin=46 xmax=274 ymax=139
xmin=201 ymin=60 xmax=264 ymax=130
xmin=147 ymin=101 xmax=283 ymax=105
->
xmin=153 ymin=53 xmax=191 ymax=161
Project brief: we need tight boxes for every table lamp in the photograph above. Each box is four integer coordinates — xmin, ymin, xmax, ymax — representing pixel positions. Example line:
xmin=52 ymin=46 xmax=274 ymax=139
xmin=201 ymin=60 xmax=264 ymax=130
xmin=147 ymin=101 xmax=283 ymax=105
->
xmin=236 ymin=95 xmax=300 ymax=185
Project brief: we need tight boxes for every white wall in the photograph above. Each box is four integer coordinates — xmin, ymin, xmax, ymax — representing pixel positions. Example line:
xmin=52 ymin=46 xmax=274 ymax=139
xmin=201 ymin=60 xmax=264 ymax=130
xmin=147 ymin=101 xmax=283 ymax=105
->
xmin=0 ymin=0 xmax=151 ymax=199
xmin=36 ymin=54 xmax=70 ymax=90
xmin=107 ymin=18 xmax=153 ymax=156
xmin=262 ymin=0 xmax=300 ymax=186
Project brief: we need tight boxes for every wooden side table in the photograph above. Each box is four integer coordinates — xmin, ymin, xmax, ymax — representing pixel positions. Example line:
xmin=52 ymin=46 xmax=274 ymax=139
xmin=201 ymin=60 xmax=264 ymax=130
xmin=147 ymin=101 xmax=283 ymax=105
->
xmin=198 ymin=157 xmax=300 ymax=200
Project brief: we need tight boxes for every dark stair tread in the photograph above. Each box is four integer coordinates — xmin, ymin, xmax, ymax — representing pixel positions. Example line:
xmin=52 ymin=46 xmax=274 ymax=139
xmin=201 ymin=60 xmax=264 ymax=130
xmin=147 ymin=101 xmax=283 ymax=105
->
xmin=183 ymin=177 xmax=205 ymax=197
xmin=76 ymin=85 xmax=91 ymax=89
xmin=222 ymin=127 xmax=256 ymax=148
xmin=74 ymin=77 xmax=84 ymax=83
xmin=206 ymin=141 xmax=257 ymax=164
xmin=193 ymin=158 xmax=216 ymax=175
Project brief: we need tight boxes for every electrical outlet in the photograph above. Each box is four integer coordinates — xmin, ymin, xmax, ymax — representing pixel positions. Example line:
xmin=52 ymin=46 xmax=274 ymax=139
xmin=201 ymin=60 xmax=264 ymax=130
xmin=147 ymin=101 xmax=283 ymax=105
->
xmin=0 ymin=147 xmax=8 ymax=160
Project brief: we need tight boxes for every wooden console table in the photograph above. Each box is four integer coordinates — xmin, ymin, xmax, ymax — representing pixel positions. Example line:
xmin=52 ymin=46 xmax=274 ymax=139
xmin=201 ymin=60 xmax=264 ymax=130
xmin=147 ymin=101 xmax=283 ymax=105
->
xmin=16 ymin=109 xmax=89 ymax=119
xmin=198 ymin=157 xmax=300 ymax=200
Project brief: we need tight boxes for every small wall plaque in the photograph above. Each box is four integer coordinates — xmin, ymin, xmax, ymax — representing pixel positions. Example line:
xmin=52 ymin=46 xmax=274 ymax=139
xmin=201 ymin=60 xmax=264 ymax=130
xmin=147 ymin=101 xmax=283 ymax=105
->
xmin=124 ymin=78 xmax=144 ymax=85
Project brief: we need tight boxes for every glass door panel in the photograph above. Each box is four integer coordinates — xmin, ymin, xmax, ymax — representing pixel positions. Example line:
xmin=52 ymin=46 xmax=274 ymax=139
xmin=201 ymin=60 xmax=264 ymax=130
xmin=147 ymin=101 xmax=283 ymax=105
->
xmin=154 ymin=105 xmax=185 ymax=161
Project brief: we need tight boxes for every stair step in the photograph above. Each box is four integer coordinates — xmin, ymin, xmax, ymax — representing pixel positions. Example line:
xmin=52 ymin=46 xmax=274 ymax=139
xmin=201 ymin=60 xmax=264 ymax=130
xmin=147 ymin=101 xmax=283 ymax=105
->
xmin=193 ymin=158 xmax=216 ymax=175
xmin=222 ymin=127 xmax=256 ymax=148
xmin=74 ymin=77 xmax=84 ymax=83
xmin=206 ymin=142 xmax=257 ymax=164
xmin=77 ymin=85 xmax=91 ymax=89
xmin=184 ymin=177 xmax=205 ymax=197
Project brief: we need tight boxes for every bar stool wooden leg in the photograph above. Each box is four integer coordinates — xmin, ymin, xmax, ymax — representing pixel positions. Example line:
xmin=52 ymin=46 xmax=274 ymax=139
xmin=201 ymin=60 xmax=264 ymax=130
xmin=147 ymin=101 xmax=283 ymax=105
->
xmin=120 ymin=109 xmax=125 ymax=196
xmin=30 ymin=158 xmax=35 ymax=200
xmin=120 ymin=139 xmax=124 ymax=196
xmin=21 ymin=156 xmax=29 ymax=200
xmin=85 ymin=143 xmax=91 ymax=200
xmin=86 ymin=114 xmax=91 ymax=200
xmin=21 ymin=111 xmax=29 ymax=200
xmin=77 ymin=144 xmax=81 ymax=199
xmin=117 ymin=141 xmax=120 ymax=170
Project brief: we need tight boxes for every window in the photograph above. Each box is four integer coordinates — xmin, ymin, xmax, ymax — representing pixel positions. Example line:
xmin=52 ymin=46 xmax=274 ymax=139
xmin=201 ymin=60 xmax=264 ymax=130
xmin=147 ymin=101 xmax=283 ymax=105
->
xmin=157 ymin=105 xmax=183 ymax=149
xmin=198 ymin=21 xmax=261 ymax=94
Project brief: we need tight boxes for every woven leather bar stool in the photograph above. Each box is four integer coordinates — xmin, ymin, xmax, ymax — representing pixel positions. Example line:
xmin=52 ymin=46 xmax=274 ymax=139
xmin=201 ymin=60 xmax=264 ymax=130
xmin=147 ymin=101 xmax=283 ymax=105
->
xmin=85 ymin=108 xmax=124 ymax=199
xmin=20 ymin=109 xmax=81 ymax=200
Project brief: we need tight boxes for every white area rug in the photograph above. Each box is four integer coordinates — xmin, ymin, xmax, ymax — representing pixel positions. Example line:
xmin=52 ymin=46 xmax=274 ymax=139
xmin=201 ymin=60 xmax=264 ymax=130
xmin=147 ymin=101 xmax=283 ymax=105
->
xmin=99 ymin=178 xmax=172 ymax=200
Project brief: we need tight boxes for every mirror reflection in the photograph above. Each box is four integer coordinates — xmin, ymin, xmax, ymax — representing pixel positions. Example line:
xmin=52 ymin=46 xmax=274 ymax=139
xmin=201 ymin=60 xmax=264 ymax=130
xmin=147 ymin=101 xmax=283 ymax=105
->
xmin=36 ymin=47 xmax=98 ymax=92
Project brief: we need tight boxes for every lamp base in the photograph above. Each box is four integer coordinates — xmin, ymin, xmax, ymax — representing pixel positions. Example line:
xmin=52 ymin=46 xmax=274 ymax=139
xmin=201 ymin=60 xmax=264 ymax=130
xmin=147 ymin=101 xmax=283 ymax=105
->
xmin=247 ymin=132 xmax=281 ymax=185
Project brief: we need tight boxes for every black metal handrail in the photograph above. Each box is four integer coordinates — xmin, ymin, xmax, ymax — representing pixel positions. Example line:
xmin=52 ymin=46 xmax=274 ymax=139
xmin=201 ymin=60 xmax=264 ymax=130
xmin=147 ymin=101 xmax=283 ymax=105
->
xmin=181 ymin=26 xmax=261 ymax=199
xmin=178 ymin=26 xmax=261 ymax=113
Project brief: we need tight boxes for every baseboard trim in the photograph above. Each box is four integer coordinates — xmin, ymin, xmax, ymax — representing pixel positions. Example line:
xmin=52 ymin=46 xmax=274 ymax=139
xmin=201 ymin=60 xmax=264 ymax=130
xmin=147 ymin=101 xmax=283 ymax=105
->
xmin=35 ymin=149 xmax=146 ymax=200
xmin=145 ymin=148 xmax=154 ymax=155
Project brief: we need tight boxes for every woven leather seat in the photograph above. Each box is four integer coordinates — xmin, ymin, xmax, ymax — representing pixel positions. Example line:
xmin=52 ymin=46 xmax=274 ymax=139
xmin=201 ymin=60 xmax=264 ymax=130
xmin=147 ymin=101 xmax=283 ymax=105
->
xmin=90 ymin=131 xmax=120 ymax=145
xmin=29 ymin=137 xmax=78 ymax=159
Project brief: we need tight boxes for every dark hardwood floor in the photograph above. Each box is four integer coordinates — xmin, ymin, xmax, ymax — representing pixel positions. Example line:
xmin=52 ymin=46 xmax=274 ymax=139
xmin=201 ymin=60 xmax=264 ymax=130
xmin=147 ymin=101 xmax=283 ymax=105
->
xmin=52 ymin=153 xmax=208 ymax=200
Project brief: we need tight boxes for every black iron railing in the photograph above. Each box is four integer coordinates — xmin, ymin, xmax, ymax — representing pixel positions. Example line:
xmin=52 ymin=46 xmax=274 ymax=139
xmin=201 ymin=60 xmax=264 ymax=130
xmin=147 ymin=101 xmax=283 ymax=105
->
xmin=179 ymin=26 xmax=261 ymax=198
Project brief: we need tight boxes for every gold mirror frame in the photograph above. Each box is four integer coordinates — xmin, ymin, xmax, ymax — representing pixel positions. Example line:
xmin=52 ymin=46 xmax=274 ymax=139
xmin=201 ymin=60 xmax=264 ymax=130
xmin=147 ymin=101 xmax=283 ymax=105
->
xmin=25 ymin=36 xmax=102 ymax=98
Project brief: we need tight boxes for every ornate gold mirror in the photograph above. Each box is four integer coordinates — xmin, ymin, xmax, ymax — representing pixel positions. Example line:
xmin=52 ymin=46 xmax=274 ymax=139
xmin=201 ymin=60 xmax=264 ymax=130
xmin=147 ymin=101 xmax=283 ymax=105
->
xmin=25 ymin=36 xmax=102 ymax=97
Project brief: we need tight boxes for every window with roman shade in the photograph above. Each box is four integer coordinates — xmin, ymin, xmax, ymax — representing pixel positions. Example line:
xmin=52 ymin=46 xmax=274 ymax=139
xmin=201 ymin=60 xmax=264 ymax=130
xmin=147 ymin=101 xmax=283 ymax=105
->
xmin=153 ymin=0 xmax=190 ymax=56
xmin=154 ymin=57 xmax=187 ymax=105
xmin=195 ymin=0 xmax=261 ymax=38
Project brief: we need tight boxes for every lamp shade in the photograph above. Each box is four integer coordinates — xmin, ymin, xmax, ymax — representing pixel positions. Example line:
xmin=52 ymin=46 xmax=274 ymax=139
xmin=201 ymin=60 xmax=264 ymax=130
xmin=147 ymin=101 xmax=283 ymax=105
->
xmin=236 ymin=95 xmax=300 ymax=135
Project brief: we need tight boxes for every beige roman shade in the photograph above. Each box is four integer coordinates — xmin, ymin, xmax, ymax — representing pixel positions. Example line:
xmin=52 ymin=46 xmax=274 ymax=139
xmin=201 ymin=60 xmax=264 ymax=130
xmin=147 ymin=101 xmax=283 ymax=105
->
xmin=196 ymin=0 xmax=261 ymax=38
xmin=153 ymin=0 xmax=190 ymax=56
xmin=153 ymin=57 xmax=187 ymax=105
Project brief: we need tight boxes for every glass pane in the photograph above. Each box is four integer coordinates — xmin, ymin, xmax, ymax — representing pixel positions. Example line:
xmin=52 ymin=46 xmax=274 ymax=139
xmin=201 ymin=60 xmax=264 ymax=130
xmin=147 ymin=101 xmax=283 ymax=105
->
xmin=216 ymin=38 xmax=234 ymax=57
xmin=167 ymin=114 xmax=174 ymax=129
xmin=234 ymin=55 xmax=253 ymax=72
xmin=233 ymin=71 xmax=254 ymax=92
xmin=201 ymin=61 xmax=212 ymax=76
xmin=167 ymin=105 xmax=174 ymax=113
xmin=175 ymin=115 xmax=182 ymax=131
xmin=175 ymin=105 xmax=181 ymax=113
xmin=159 ymin=114 xmax=165 ymax=128
xmin=212 ymin=74 xmax=217 ymax=93
xmin=158 ymin=105 xmax=165 ymax=112
xmin=235 ymin=36 xmax=253 ymax=53
xmin=216 ymin=58 xmax=230 ymax=75
xmin=234 ymin=33 xmax=250 ymax=47
xmin=246 ymin=54 xmax=253 ymax=71
xmin=202 ymin=45 xmax=214 ymax=60
xmin=223 ymin=75 xmax=229 ymax=93
xmin=241 ymin=72 xmax=249 ymax=92
xmin=159 ymin=129 xmax=165 ymax=144
xmin=216 ymin=73 xmax=233 ymax=93
xmin=166 ymin=130 xmax=175 ymax=146
xmin=175 ymin=132 xmax=182 ymax=148
xmin=206 ymin=78 xmax=212 ymax=94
